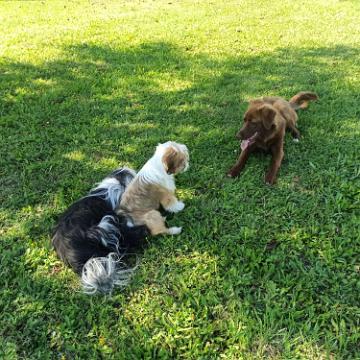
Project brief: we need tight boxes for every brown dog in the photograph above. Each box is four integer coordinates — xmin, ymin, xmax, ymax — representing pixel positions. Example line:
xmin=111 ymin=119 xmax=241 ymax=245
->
xmin=227 ymin=92 xmax=318 ymax=184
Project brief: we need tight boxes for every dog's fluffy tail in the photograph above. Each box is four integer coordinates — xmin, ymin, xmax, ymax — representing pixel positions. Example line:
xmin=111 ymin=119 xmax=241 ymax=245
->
xmin=83 ymin=168 xmax=141 ymax=294
xmin=289 ymin=91 xmax=318 ymax=110
xmin=81 ymin=253 xmax=138 ymax=295
xmin=81 ymin=215 xmax=144 ymax=294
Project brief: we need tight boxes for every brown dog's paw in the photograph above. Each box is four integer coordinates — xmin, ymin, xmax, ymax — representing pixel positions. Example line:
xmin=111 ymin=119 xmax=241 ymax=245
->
xmin=227 ymin=169 xmax=239 ymax=178
xmin=265 ymin=174 xmax=276 ymax=185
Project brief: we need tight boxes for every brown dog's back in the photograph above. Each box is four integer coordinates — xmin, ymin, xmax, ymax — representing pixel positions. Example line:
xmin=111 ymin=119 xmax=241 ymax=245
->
xmin=257 ymin=92 xmax=318 ymax=127
xmin=260 ymin=97 xmax=298 ymax=128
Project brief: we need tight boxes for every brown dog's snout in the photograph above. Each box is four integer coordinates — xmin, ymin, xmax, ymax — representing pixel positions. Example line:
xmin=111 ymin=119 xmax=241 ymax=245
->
xmin=236 ymin=129 xmax=245 ymax=140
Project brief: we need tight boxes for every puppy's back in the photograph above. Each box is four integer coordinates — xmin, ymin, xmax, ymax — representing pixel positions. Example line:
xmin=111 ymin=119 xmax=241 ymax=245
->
xmin=119 ymin=178 xmax=163 ymax=215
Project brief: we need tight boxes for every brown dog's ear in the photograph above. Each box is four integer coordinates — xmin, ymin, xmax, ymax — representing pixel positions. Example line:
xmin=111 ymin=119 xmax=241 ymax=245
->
xmin=259 ymin=104 xmax=277 ymax=130
xmin=162 ymin=146 xmax=180 ymax=174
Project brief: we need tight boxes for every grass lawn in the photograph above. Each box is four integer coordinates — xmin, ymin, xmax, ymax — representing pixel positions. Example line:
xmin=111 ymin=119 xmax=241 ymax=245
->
xmin=1 ymin=0 xmax=359 ymax=358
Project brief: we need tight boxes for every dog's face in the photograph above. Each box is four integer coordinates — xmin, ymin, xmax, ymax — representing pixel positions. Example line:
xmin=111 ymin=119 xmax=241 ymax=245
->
xmin=236 ymin=102 xmax=277 ymax=150
xmin=159 ymin=141 xmax=189 ymax=175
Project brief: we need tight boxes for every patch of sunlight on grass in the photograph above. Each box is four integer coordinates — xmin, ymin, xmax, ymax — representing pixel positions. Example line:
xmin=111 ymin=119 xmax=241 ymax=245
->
xmin=25 ymin=244 xmax=66 ymax=278
xmin=32 ymin=78 xmax=57 ymax=87
xmin=176 ymin=188 xmax=196 ymax=201
xmin=11 ymin=293 xmax=46 ymax=314
xmin=126 ymin=250 xmax=220 ymax=313
xmin=63 ymin=150 xmax=86 ymax=162
xmin=3 ymin=205 xmax=46 ymax=238
xmin=176 ymin=124 xmax=201 ymax=136
xmin=14 ymin=87 xmax=29 ymax=96
xmin=152 ymin=76 xmax=193 ymax=93
xmin=94 ymin=157 xmax=120 ymax=170
xmin=113 ymin=122 xmax=157 ymax=131
xmin=339 ymin=120 xmax=360 ymax=135
xmin=169 ymin=102 xmax=216 ymax=116
xmin=121 ymin=144 xmax=140 ymax=156
xmin=295 ymin=341 xmax=335 ymax=359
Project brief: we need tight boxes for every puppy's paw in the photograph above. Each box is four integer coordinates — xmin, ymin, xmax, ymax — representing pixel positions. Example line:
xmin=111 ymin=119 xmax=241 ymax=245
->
xmin=293 ymin=138 xmax=300 ymax=143
xmin=168 ymin=226 xmax=182 ymax=235
xmin=166 ymin=201 xmax=185 ymax=213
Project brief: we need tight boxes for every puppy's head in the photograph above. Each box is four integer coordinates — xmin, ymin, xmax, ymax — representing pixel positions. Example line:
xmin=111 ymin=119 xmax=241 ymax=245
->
xmin=236 ymin=101 xmax=277 ymax=150
xmin=157 ymin=141 xmax=189 ymax=175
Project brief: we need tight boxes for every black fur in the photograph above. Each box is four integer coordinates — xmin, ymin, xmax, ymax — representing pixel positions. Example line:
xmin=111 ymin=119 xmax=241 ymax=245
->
xmin=51 ymin=168 xmax=148 ymax=292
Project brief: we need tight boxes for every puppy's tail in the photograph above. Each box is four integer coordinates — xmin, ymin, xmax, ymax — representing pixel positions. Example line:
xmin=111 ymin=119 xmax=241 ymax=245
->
xmin=81 ymin=215 xmax=147 ymax=294
xmin=289 ymin=91 xmax=318 ymax=110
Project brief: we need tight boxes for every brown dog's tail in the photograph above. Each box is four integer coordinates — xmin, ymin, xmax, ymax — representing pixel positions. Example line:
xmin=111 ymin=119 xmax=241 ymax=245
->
xmin=289 ymin=91 xmax=318 ymax=110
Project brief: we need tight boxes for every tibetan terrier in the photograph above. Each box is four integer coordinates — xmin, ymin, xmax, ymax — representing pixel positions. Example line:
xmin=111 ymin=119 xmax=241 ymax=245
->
xmin=52 ymin=167 xmax=149 ymax=294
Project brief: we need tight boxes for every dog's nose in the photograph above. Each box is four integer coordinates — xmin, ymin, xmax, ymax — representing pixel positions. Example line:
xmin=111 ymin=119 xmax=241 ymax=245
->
xmin=236 ymin=130 xmax=243 ymax=140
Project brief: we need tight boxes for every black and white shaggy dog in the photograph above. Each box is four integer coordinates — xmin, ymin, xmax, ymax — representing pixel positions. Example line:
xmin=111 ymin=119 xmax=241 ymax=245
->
xmin=52 ymin=167 xmax=148 ymax=294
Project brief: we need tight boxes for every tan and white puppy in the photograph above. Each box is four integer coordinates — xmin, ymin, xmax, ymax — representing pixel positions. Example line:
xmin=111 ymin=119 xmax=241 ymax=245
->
xmin=116 ymin=141 xmax=189 ymax=236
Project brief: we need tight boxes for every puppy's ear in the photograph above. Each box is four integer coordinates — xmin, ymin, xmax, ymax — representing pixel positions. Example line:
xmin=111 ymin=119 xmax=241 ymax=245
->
xmin=162 ymin=146 xmax=179 ymax=174
xmin=259 ymin=104 xmax=277 ymax=130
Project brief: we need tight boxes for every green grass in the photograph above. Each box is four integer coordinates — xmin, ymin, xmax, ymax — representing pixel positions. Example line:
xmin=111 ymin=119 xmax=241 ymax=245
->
xmin=1 ymin=0 xmax=359 ymax=358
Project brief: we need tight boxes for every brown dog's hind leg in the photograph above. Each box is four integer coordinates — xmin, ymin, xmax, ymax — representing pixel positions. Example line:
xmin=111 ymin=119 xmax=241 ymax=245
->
xmin=288 ymin=123 xmax=301 ymax=142
xmin=144 ymin=210 xmax=182 ymax=236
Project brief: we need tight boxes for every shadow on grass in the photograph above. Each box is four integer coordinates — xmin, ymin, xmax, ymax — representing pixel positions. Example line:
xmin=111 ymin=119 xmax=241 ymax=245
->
xmin=1 ymin=42 xmax=359 ymax=209
xmin=1 ymin=42 xmax=359 ymax=357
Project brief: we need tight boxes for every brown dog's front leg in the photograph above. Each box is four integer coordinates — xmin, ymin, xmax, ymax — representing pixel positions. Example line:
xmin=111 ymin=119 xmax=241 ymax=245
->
xmin=265 ymin=143 xmax=284 ymax=185
xmin=227 ymin=148 xmax=251 ymax=178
